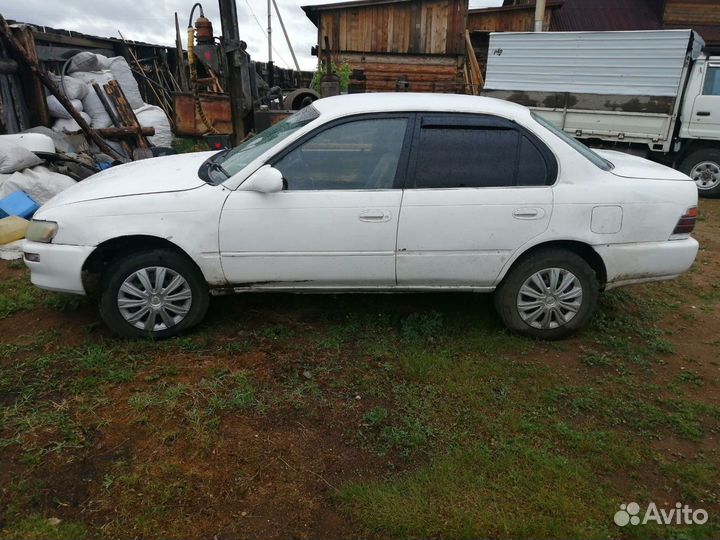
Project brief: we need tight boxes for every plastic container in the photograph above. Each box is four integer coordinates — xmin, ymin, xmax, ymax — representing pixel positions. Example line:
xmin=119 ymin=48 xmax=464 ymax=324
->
xmin=0 ymin=216 xmax=29 ymax=245
xmin=0 ymin=191 xmax=40 ymax=219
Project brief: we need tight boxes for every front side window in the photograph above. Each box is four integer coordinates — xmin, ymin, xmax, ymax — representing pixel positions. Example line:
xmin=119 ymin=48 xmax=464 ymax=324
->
xmin=274 ymin=118 xmax=408 ymax=190
xmin=208 ymin=106 xmax=320 ymax=183
xmin=703 ymin=65 xmax=720 ymax=96
xmin=413 ymin=116 xmax=554 ymax=188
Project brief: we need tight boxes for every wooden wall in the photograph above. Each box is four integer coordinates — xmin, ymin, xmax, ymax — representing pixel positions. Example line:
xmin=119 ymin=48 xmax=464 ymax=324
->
xmin=663 ymin=0 xmax=720 ymax=26
xmin=317 ymin=0 xmax=468 ymax=55
xmin=338 ymin=52 xmax=462 ymax=93
xmin=466 ymin=6 xmax=553 ymax=33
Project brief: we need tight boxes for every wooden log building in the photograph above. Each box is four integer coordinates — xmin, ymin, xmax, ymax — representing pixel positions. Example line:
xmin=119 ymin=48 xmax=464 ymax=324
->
xmin=302 ymin=0 xmax=469 ymax=93
xmin=303 ymin=0 xmax=720 ymax=96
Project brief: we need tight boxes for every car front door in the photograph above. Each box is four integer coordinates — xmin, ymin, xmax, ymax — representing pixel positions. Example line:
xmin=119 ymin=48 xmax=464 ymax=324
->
xmin=688 ymin=62 xmax=720 ymax=139
xmin=397 ymin=114 xmax=556 ymax=288
xmin=218 ymin=115 xmax=412 ymax=288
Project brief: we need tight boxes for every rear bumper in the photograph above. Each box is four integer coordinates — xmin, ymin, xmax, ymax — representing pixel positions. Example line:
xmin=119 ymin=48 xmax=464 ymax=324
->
xmin=22 ymin=240 xmax=95 ymax=295
xmin=595 ymin=238 xmax=699 ymax=290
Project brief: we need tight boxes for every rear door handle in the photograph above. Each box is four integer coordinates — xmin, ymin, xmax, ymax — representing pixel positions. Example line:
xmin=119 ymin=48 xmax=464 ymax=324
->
xmin=359 ymin=210 xmax=391 ymax=223
xmin=513 ymin=208 xmax=545 ymax=220
xmin=696 ymin=111 xmax=711 ymax=117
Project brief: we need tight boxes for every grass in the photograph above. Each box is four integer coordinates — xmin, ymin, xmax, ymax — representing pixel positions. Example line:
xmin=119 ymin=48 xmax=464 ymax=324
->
xmin=2 ymin=200 xmax=720 ymax=538
xmin=342 ymin=440 xmax=614 ymax=539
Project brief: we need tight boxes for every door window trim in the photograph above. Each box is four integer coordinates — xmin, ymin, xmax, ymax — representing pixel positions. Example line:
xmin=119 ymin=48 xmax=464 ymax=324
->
xmin=267 ymin=112 xmax=417 ymax=191
xmin=404 ymin=113 xmax=559 ymax=189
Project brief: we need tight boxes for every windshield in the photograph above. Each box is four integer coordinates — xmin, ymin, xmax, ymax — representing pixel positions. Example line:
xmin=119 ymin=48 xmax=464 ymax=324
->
xmin=531 ymin=112 xmax=612 ymax=171
xmin=205 ymin=105 xmax=320 ymax=184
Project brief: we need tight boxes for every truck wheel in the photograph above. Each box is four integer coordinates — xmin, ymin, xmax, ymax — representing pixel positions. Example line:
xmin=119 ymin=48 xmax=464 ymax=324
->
xmin=680 ymin=148 xmax=720 ymax=198
xmin=99 ymin=250 xmax=209 ymax=339
xmin=494 ymin=249 xmax=599 ymax=340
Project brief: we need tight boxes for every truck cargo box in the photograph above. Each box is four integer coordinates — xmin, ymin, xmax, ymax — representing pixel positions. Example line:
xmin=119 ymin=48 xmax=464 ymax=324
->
xmin=483 ymin=30 xmax=705 ymax=152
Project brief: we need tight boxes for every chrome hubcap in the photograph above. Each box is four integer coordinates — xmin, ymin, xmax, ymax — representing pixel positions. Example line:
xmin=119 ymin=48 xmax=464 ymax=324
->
xmin=117 ymin=267 xmax=192 ymax=331
xmin=691 ymin=161 xmax=720 ymax=190
xmin=517 ymin=267 xmax=583 ymax=330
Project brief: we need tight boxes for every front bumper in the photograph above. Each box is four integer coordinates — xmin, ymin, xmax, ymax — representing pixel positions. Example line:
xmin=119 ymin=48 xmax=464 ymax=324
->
xmin=22 ymin=240 xmax=95 ymax=295
xmin=595 ymin=237 xmax=699 ymax=290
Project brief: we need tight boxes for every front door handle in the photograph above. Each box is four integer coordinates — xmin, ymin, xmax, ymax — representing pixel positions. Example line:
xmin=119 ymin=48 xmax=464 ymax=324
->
xmin=359 ymin=210 xmax=391 ymax=223
xmin=696 ymin=111 xmax=711 ymax=117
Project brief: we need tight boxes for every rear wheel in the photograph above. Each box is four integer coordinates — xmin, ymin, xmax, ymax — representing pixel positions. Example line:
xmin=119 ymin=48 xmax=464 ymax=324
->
xmin=494 ymin=248 xmax=599 ymax=340
xmin=99 ymin=250 xmax=209 ymax=339
xmin=680 ymin=148 xmax=720 ymax=198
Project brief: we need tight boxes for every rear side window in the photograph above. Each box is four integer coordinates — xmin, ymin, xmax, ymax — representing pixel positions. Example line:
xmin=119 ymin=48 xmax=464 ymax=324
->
xmin=412 ymin=116 xmax=555 ymax=189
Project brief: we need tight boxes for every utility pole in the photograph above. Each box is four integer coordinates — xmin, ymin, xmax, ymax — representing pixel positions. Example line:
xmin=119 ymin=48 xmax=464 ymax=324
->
xmin=267 ymin=0 xmax=274 ymax=86
xmin=534 ymin=0 xmax=546 ymax=32
xmin=218 ymin=0 xmax=252 ymax=143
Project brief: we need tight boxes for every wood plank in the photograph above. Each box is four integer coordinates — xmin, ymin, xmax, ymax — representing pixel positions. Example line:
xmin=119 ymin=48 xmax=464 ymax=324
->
xmin=31 ymin=29 xmax=113 ymax=50
xmin=338 ymin=12 xmax=346 ymax=52
xmin=339 ymin=52 xmax=458 ymax=66
xmin=333 ymin=12 xmax=341 ymax=54
xmin=391 ymin=6 xmax=401 ymax=52
xmin=464 ymin=30 xmax=483 ymax=94
xmin=13 ymin=26 xmax=50 ymax=127
xmin=664 ymin=0 xmax=720 ymax=25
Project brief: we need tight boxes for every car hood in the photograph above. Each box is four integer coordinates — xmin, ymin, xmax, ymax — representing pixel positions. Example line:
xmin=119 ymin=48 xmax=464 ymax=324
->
xmin=43 ymin=151 xmax=216 ymax=209
xmin=596 ymin=150 xmax=690 ymax=181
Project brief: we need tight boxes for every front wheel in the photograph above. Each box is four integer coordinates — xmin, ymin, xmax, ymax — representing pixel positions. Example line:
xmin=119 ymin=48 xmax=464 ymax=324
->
xmin=494 ymin=249 xmax=599 ymax=340
xmin=679 ymin=148 xmax=720 ymax=198
xmin=99 ymin=250 xmax=209 ymax=339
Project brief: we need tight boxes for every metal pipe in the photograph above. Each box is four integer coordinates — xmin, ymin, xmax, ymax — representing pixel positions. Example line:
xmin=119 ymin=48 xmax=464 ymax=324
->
xmin=267 ymin=0 xmax=272 ymax=64
xmin=271 ymin=0 xmax=300 ymax=72
xmin=534 ymin=0 xmax=546 ymax=32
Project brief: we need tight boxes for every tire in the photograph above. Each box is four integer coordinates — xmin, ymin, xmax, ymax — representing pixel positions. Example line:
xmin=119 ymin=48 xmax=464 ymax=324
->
xmin=494 ymin=248 xmax=599 ymax=340
xmin=679 ymin=148 xmax=720 ymax=199
xmin=99 ymin=249 xmax=209 ymax=339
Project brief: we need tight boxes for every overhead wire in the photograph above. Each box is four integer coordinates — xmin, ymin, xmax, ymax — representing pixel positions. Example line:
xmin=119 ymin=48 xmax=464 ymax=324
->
xmin=240 ymin=0 xmax=293 ymax=68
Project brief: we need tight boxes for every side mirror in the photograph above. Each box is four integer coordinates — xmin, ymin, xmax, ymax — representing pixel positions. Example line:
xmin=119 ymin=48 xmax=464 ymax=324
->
xmin=239 ymin=165 xmax=284 ymax=193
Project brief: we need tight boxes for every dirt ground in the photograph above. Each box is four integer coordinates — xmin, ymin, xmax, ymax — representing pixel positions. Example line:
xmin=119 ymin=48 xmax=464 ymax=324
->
xmin=1 ymin=199 xmax=719 ymax=539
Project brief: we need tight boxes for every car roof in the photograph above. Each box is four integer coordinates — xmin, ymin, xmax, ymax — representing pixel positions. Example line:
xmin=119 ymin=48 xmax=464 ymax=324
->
xmin=311 ymin=92 xmax=532 ymax=122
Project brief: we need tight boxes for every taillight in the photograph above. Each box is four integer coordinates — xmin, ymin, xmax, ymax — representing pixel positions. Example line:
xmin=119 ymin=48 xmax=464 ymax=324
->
xmin=672 ymin=206 xmax=698 ymax=236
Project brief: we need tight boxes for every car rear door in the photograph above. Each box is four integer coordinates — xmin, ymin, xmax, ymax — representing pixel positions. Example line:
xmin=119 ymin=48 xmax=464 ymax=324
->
xmin=218 ymin=114 xmax=413 ymax=288
xmin=396 ymin=113 xmax=556 ymax=287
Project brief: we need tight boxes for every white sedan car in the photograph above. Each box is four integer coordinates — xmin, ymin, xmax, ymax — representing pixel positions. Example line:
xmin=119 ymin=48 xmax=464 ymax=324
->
xmin=23 ymin=94 xmax=699 ymax=339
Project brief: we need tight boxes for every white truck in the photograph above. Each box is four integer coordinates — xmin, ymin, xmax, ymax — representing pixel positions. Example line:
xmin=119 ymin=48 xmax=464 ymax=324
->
xmin=483 ymin=30 xmax=720 ymax=197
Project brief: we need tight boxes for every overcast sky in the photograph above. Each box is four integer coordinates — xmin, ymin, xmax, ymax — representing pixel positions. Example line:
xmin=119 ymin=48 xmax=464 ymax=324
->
xmin=3 ymin=0 xmax=502 ymax=71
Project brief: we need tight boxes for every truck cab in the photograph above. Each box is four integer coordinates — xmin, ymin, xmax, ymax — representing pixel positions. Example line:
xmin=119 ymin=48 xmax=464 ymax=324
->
xmin=681 ymin=54 xmax=720 ymax=140
xmin=677 ymin=54 xmax=720 ymax=196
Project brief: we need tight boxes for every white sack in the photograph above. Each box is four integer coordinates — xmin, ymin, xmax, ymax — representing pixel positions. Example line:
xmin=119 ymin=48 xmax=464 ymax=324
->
xmin=47 ymin=96 xmax=84 ymax=119
xmin=135 ymin=104 xmax=173 ymax=148
xmin=71 ymin=70 xmax=115 ymax=86
xmin=0 ymin=166 xmax=76 ymax=205
xmin=108 ymin=57 xmax=144 ymax=109
xmin=52 ymin=112 xmax=93 ymax=133
xmin=68 ymin=51 xmax=111 ymax=73
xmin=50 ymin=74 xmax=88 ymax=101
xmin=0 ymin=240 xmax=24 ymax=261
xmin=74 ymin=71 xmax=115 ymax=129
xmin=0 ymin=140 xmax=43 ymax=174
